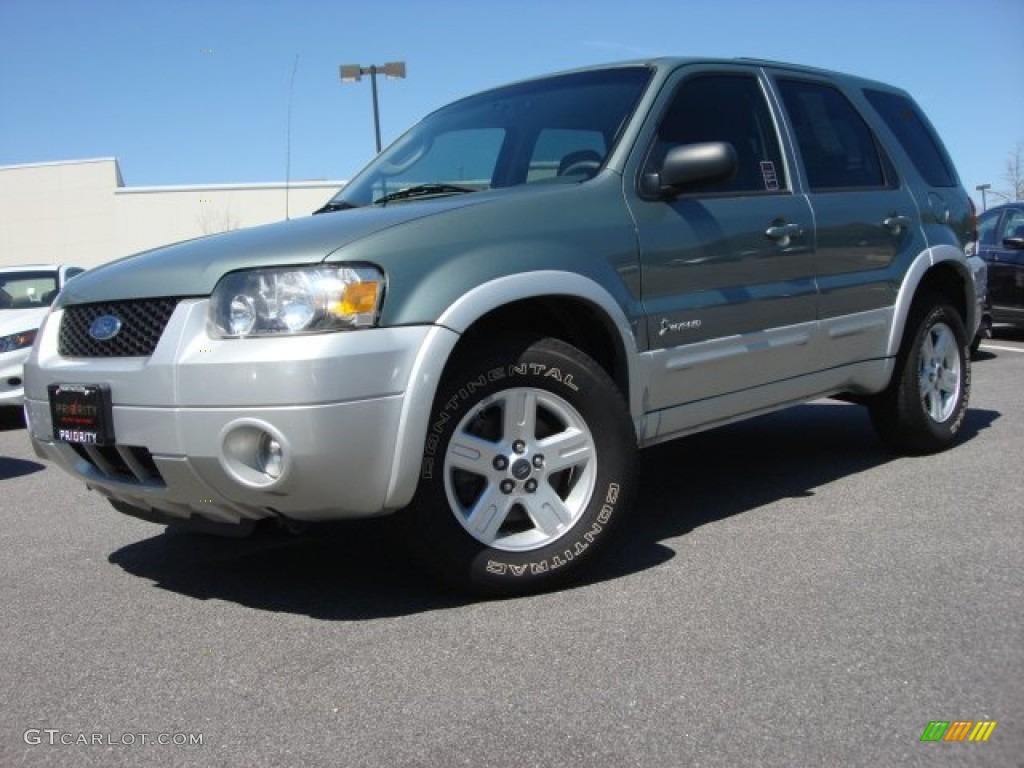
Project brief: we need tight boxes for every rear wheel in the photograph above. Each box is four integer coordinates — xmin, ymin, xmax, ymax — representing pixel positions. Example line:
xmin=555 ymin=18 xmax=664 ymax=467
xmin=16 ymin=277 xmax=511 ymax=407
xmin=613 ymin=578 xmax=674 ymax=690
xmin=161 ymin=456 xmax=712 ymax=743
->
xmin=869 ymin=295 xmax=970 ymax=454
xmin=409 ymin=337 xmax=636 ymax=595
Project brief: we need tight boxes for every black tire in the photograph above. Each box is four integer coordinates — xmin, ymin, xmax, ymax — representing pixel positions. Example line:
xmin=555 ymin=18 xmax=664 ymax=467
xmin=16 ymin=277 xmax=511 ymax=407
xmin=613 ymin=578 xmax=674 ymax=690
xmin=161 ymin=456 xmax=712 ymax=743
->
xmin=408 ymin=337 xmax=636 ymax=596
xmin=969 ymin=331 xmax=983 ymax=358
xmin=869 ymin=295 xmax=971 ymax=454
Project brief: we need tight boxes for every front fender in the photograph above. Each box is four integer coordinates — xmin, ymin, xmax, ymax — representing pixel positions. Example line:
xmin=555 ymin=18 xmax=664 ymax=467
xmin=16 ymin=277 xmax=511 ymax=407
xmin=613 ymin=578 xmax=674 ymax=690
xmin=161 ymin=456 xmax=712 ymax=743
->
xmin=383 ymin=271 xmax=645 ymax=511
xmin=437 ymin=270 xmax=645 ymax=418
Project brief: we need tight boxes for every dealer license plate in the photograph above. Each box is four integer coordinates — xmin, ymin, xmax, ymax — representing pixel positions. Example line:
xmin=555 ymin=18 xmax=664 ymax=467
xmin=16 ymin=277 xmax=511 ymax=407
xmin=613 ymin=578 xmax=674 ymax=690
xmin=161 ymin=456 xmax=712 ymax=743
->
xmin=48 ymin=384 xmax=114 ymax=445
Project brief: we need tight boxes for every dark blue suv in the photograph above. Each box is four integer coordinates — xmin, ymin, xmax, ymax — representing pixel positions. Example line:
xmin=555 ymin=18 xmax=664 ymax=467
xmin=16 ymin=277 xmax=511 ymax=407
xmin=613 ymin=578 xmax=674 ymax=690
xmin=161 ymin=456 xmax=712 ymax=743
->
xmin=977 ymin=202 xmax=1024 ymax=328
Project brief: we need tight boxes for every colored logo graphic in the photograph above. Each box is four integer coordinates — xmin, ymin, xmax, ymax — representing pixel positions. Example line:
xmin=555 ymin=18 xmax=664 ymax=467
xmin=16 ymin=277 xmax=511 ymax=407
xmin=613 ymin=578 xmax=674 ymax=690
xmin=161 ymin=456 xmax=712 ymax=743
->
xmin=88 ymin=314 xmax=122 ymax=341
xmin=920 ymin=720 xmax=997 ymax=742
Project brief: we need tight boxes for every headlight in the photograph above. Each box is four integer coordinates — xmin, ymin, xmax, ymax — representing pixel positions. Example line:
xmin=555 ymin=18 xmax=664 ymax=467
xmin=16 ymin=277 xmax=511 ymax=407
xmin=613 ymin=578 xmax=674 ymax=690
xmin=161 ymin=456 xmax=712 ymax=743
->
xmin=208 ymin=265 xmax=385 ymax=338
xmin=0 ymin=329 xmax=38 ymax=353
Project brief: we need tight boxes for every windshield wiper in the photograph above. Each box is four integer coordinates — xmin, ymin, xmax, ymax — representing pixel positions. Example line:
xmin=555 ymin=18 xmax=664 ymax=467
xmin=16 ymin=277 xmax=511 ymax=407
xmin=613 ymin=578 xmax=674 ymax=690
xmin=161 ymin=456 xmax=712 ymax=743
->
xmin=312 ymin=200 xmax=360 ymax=215
xmin=373 ymin=183 xmax=477 ymax=206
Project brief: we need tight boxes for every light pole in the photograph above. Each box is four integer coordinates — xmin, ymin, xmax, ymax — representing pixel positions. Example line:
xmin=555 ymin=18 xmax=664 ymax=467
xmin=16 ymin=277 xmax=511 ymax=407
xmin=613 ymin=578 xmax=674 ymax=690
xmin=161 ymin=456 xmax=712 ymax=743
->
xmin=339 ymin=61 xmax=406 ymax=154
xmin=976 ymin=183 xmax=991 ymax=212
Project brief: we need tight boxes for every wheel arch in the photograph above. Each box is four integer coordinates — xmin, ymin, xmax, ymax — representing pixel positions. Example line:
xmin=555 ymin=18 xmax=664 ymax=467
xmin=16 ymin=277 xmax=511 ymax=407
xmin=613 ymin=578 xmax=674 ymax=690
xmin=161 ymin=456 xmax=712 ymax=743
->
xmin=383 ymin=270 xmax=643 ymax=511
xmin=887 ymin=245 xmax=975 ymax=358
xmin=436 ymin=271 xmax=640 ymax=405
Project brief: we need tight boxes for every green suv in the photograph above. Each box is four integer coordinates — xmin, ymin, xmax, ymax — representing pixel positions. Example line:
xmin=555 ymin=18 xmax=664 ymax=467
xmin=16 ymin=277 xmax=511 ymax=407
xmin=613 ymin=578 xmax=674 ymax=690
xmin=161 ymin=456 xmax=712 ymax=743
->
xmin=25 ymin=58 xmax=979 ymax=595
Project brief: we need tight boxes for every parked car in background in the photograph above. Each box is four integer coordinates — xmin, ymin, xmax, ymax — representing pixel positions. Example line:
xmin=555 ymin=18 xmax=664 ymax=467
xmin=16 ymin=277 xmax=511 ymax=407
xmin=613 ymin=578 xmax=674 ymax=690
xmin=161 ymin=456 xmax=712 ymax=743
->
xmin=0 ymin=265 xmax=85 ymax=408
xmin=976 ymin=202 xmax=1024 ymax=329
xmin=966 ymin=250 xmax=992 ymax=355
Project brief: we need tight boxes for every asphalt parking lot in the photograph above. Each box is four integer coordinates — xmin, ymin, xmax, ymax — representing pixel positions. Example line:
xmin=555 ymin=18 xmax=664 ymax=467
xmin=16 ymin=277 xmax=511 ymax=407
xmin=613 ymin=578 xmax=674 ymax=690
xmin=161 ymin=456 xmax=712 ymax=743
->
xmin=1 ymin=331 xmax=1021 ymax=768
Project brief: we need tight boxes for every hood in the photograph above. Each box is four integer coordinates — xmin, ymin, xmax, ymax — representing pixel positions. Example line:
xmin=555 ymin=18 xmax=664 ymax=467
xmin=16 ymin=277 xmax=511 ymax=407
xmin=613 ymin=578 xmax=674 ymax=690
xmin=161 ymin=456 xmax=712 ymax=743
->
xmin=57 ymin=196 xmax=493 ymax=306
xmin=0 ymin=307 xmax=49 ymax=337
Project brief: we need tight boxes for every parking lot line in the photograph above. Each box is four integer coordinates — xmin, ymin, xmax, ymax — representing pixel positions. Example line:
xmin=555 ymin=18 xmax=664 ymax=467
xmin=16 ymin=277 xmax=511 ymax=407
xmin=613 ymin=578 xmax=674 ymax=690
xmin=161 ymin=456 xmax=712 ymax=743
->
xmin=980 ymin=344 xmax=1024 ymax=353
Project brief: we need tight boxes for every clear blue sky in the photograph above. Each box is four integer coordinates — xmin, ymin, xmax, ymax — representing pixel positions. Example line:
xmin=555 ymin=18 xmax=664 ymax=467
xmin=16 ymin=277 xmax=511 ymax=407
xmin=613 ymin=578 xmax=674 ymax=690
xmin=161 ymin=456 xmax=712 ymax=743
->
xmin=2 ymin=0 xmax=1022 ymax=207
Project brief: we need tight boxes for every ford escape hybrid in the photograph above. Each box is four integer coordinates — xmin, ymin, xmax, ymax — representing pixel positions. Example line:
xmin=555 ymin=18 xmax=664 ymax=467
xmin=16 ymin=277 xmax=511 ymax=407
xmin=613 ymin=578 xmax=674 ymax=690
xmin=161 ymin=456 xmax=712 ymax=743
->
xmin=24 ymin=58 xmax=979 ymax=595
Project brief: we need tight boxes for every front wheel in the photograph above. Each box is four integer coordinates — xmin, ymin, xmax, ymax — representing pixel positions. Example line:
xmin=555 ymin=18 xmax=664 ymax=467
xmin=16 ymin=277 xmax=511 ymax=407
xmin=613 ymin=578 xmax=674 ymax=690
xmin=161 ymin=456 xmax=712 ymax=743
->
xmin=869 ymin=296 xmax=971 ymax=454
xmin=409 ymin=337 xmax=636 ymax=596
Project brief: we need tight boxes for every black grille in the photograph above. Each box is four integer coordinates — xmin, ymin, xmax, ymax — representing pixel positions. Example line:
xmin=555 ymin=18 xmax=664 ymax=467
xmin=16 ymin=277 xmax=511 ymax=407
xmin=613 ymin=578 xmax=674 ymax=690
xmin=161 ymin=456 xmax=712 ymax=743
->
xmin=69 ymin=443 xmax=165 ymax=485
xmin=59 ymin=298 xmax=181 ymax=357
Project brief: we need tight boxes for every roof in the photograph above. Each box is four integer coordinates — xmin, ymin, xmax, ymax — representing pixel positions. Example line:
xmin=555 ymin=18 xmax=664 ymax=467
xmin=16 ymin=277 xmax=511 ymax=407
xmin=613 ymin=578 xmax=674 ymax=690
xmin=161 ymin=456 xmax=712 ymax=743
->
xmin=0 ymin=264 xmax=67 ymax=273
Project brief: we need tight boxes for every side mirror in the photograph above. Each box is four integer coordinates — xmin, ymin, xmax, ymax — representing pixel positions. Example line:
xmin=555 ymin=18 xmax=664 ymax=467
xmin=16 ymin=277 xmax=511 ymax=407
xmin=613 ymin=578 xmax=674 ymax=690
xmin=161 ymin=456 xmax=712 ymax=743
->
xmin=640 ymin=141 xmax=738 ymax=198
xmin=1002 ymin=236 xmax=1024 ymax=250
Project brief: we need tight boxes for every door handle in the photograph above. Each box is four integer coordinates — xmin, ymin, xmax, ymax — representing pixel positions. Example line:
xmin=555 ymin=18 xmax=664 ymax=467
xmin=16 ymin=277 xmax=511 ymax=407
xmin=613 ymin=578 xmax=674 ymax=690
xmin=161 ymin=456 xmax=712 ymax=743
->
xmin=765 ymin=223 xmax=803 ymax=247
xmin=883 ymin=215 xmax=911 ymax=235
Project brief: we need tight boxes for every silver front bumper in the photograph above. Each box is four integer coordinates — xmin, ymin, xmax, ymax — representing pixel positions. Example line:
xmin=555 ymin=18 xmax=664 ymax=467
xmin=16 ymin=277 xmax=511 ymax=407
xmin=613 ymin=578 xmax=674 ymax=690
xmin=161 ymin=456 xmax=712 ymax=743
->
xmin=24 ymin=299 xmax=457 ymax=526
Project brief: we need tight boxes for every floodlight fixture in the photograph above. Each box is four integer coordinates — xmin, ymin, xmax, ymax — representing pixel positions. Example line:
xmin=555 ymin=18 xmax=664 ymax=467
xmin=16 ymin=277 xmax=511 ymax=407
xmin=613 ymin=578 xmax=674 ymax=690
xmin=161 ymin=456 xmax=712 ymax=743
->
xmin=339 ymin=61 xmax=407 ymax=153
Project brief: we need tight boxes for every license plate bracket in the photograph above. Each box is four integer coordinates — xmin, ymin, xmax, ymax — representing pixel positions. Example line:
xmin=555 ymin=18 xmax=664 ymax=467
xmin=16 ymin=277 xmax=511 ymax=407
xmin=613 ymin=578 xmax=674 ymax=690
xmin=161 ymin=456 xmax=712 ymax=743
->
xmin=48 ymin=384 xmax=114 ymax=446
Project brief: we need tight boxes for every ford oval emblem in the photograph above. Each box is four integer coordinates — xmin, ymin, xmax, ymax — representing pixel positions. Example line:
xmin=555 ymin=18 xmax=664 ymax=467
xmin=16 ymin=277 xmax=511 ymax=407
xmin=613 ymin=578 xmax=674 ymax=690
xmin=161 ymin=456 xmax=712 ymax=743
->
xmin=88 ymin=314 xmax=123 ymax=341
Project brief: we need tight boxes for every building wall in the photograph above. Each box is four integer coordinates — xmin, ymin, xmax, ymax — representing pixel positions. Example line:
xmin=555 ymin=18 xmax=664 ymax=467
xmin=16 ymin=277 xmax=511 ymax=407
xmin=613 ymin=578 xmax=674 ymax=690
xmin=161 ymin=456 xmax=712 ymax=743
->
xmin=0 ymin=158 xmax=120 ymax=268
xmin=0 ymin=158 xmax=345 ymax=269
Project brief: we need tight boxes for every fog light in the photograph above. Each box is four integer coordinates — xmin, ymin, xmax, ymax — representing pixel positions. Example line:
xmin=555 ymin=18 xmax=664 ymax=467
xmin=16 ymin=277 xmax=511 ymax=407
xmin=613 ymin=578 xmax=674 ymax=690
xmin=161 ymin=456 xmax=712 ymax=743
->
xmin=259 ymin=434 xmax=284 ymax=479
xmin=219 ymin=420 xmax=291 ymax=489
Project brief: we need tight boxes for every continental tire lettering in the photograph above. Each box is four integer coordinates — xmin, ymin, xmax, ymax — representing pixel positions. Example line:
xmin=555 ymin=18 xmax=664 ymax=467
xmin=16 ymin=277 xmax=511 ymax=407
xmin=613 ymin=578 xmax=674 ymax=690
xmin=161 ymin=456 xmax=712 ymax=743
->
xmin=460 ymin=374 xmax=488 ymax=399
xmin=506 ymin=363 xmax=579 ymax=391
xmin=543 ymin=367 xmax=577 ymax=390
xmin=606 ymin=483 xmax=620 ymax=505
xmin=486 ymin=367 xmax=505 ymax=383
xmin=482 ymin=480 xmax=623 ymax=576
xmin=949 ymin=355 xmax=970 ymax=434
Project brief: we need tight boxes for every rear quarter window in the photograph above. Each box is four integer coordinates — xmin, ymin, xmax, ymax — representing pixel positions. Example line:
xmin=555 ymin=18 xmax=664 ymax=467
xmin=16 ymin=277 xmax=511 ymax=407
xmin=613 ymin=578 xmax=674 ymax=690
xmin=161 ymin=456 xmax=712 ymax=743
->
xmin=864 ymin=89 xmax=957 ymax=187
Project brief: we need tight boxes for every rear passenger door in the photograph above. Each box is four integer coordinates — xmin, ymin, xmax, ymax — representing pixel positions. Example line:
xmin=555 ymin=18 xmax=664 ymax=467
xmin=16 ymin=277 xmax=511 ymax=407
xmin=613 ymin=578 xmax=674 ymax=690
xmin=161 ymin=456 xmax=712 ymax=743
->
xmin=769 ymin=74 xmax=923 ymax=366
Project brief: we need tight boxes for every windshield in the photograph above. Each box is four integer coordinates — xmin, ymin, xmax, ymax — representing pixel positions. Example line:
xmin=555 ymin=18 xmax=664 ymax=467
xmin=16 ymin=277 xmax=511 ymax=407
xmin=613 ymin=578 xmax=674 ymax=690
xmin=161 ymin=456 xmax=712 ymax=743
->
xmin=0 ymin=271 xmax=60 ymax=310
xmin=325 ymin=67 xmax=652 ymax=209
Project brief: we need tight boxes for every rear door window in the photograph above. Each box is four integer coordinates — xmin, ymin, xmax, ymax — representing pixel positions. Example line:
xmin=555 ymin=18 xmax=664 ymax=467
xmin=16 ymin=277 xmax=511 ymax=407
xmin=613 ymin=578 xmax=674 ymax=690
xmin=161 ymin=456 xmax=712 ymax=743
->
xmin=777 ymin=79 xmax=888 ymax=191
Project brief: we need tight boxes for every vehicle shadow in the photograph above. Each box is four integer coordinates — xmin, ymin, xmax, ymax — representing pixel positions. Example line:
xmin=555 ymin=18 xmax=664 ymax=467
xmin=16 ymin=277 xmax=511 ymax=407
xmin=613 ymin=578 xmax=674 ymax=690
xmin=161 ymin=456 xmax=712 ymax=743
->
xmin=0 ymin=409 xmax=46 ymax=479
xmin=590 ymin=401 xmax=998 ymax=586
xmin=107 ymin=401 xmax=999 ymax=619
xmin=0 ymin=455 xmax=46 ymax=480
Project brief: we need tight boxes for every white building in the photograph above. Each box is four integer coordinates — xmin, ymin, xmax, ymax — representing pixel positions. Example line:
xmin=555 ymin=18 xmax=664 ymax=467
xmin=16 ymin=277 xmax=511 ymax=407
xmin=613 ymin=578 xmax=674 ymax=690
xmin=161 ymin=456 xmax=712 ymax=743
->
xmin=0 ymin=158 xmax=345 ymax=269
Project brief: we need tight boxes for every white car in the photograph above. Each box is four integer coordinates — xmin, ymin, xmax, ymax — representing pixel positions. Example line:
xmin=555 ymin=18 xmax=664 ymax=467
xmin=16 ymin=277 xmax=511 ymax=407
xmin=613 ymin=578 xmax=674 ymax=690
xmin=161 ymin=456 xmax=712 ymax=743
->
xmin=0 ymin=265 xmax=85 ymax=408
